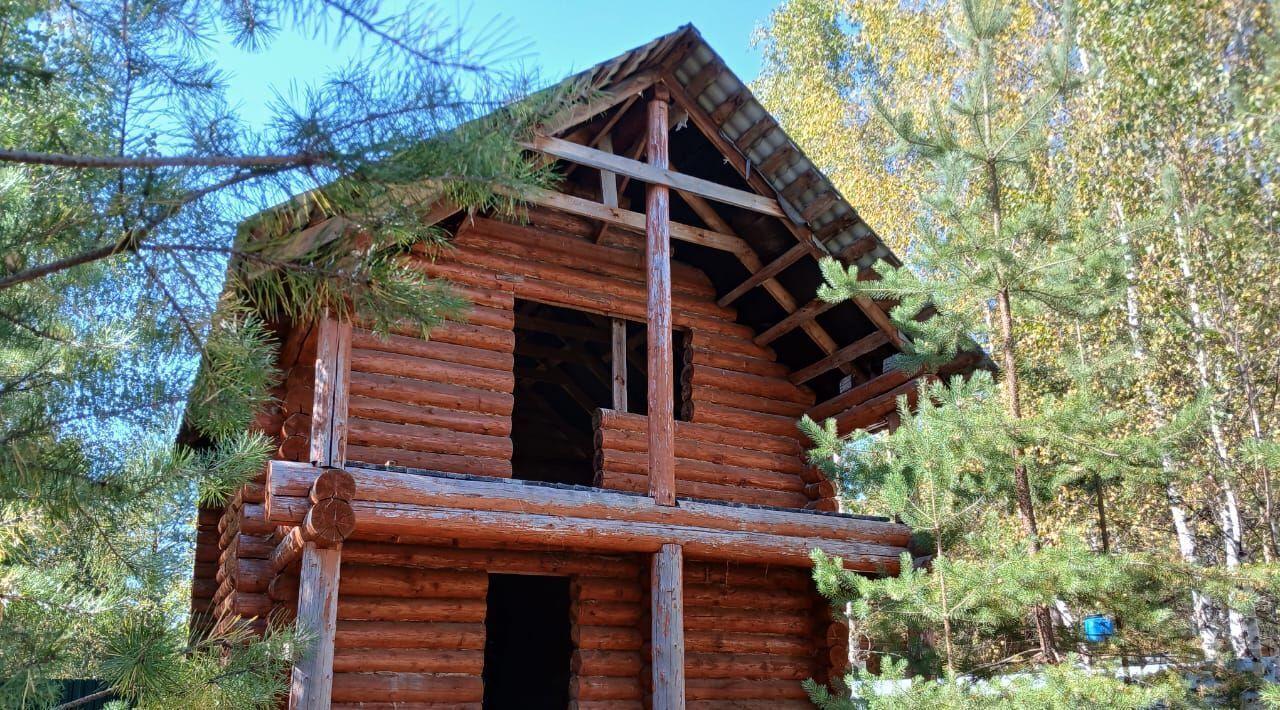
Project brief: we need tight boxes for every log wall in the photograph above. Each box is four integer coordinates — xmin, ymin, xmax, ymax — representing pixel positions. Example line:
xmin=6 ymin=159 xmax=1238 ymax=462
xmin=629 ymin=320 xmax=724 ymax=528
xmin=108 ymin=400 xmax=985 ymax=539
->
xmin=679 ymin=561 xmax=829 ymax=709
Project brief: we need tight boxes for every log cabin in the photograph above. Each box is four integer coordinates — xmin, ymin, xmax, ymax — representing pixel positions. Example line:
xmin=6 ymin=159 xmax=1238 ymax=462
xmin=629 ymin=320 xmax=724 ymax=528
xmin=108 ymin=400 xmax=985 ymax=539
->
xmin=187 ymin=25 xmax=982 ymax=709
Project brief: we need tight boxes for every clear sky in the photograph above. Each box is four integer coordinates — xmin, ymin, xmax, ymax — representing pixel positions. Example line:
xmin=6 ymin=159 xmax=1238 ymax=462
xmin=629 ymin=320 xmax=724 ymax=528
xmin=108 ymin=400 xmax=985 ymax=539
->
xmin=214 ymin=1 xmax=778 ymax=130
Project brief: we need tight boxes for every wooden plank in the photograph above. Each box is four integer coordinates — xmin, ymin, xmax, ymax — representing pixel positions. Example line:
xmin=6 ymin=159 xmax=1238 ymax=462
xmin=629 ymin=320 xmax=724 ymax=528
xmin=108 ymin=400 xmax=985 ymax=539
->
xmin=806 ymin=369 xmax=914 ymax=423
xmin=539 ymin=69 xmax=659 ymax=136
xmin=755 ymin=297 xmax=837 ymax=346
xmin=291 ymin=314 xmax=352 ymax=710
xmin=646 ymin=87 xmax=676 ymax=507
xmin=290 ymin=543 xmax=342 ymax=709
xmin=717 ymin=242 xmax=809 ymax=307
xmin=789 ymin=332 xmax=890 ymax=385
xmin=598 ymin=134 xmax=619 ymax=208
xmin=651 ymin=544 xmax=686 ymax=710
xmin=523 ymin=134 xmax=784 ymax=218
xmin=612 ymin=319 xmax=628 ymax=412
xmin=310 ymin=317 xmax=352 ymax=467
xmin=507 ymin=185 xmax=751 ymax=256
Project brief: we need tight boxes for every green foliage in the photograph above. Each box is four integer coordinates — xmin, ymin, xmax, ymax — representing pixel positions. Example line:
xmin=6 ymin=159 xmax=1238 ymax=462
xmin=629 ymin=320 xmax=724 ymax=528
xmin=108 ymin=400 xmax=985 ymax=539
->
xmin=0 ymin=1 xmax=583 ymax=706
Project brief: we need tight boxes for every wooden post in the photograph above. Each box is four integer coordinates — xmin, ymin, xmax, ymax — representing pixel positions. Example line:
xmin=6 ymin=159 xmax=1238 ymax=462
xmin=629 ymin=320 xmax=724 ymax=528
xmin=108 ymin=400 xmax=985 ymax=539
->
xmin=646 ymin=84 xmax=675 ymax=506
xmin=612 ymin=319 xmax=628 ymax=412
xmin=291 ymin=315 xmax=351 ymax=710
xmin=651 ymin=543 xmax=685 ymax=710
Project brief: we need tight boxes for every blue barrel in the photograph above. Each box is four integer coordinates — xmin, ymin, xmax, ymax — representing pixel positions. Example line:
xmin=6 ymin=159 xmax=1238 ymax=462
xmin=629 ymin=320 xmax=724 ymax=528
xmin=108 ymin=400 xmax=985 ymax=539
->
xmin=1082 ymin=614 xmax=1114 ymax=642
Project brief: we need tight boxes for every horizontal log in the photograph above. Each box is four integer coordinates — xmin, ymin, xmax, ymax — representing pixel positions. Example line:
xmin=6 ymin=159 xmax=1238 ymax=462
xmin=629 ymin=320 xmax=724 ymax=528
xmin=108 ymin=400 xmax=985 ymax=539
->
xmin=267 ymin=572 xmax=298 ymax=601
xmin=597 ymin=449 xmax=805 ymax=494
xmin=348 ymin=394 xmax=511 ymax=437
xmin=230 ymin=559 xmax=273 ymax=593
xmin=683 ymin=677 xmax=811 ymax=701
xmin=569 ymin=675 xmax=643 ymax=701
xmin=338 ymin=565 xmax=488 ymax=599
xmin=683 ymin=561 xmax=814 ymax=590
xmin=341 ymin=542 xmax=638 ymax=577
xmin=345 ymin=445 xmax=511 ymax=479
xmin=416 ymin=320 xmax=513 ymax=354
xmin=684 ymin=401 xmax=804 ymax=439
xmin=350 ymin=371 xmax=513 ymax=417
xmin=688 ymin=383 xmax=809 ymax=418
xmin=267 ymin=461 xmax=910 ymax=552
xmin=457 ymin=218 xmax=714 ymax=298
xmin=834 ymin=378 xmax=926 ymax=434
xmin=351 ymin=328 xmax=513 ymax=372
xmin=571 ymin=625 xmax=644 ymax=651
xmin=334 ymin=621 xmax=485 ymax=650
xmin=352 ymin=348 xmax=513 ymax=393
xmin=597 ymin=470 xmax=810 ymax=509
xmin=337 ymin=596 xmax=487 ymax=622
xmin=686 ymin=364 xmax=814 ymax=406
xmin=597 ymin=408 xmax=799 ymax=456
xmin=571 ymin=600 xmax=644 ymax=626
xmin=687 ymin=330 xmax=777 ymax=362
xmin=331 ymin=672 xmax=482 ymax=703
xmin=685 ymin=629 xmax=814 ymax=656
xmin=270 ymin=527 xmax=305 ymax=573
xmin=687 ymin=701 xmax=813 ymax=710
xmin=333 ymin=705 xmax=478 ymax=710
xmin=685 ymin=344 xmax=789 ymax=379
xmin=806 ymin=368 xmax=914 ymax=422
xmin=348 ymin=417 xmax=513 ymax=460
xmin=571 ymin=650 xmax=643 ymax=677
xmin=332 ymin=648 xmax=484 ymax=674
xmin=234 ymin=533 xmax=275 ymax=559
xmin=684 ymin=607 xmax=815 ymax=636
xmin=597 ymin=427 xmax=803 ymax=475
xmin=685 ymin=583 xmax=815 ymax=611
xmin=573 ymin=577 xmax=643 ymax=603
xmin=439 ymin=245 xmax=737 ymax=323
xmin=685 ymin=652 xmax=815 ymax=680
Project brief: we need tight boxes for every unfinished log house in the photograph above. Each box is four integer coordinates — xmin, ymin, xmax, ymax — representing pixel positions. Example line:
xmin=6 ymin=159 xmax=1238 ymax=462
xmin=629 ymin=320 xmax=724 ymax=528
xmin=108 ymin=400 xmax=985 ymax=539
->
xmin=189 ymin=25 xmax=981 ymax=709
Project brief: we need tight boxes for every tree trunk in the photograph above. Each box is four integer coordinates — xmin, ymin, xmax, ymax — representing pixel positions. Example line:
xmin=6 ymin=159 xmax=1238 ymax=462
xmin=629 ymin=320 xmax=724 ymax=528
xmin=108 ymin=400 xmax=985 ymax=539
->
xmin=994 ymin=286 xmax=1058 ymax=663
xmin=1174 ymin=210 xmax=1262 ymax=660
xmin=1118 ymin=206 xmax=1223 ymax=659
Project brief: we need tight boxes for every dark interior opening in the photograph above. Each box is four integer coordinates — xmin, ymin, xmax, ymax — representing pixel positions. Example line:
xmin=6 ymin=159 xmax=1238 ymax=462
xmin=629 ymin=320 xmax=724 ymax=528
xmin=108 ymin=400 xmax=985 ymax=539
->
xmin=511 ymin=300 xmax=688 ymax=485
xmin=482 ymin=574 xmax=572 ymax=710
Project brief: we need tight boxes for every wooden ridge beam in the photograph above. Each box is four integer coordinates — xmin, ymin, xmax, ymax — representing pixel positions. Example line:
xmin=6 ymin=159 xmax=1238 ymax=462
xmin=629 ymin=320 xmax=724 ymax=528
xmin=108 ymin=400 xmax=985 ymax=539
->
xmin=522 ymin=134 xmax=784 ymax=218
xmin=789 ymin=332 xmax=890 ymax=385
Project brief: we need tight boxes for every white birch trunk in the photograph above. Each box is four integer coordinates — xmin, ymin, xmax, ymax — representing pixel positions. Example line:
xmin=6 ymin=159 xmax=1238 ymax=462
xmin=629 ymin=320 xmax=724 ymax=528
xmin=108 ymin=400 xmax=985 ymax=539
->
xmin=1173 ymin=211 xmax=1262 ymax=660
xmin=1118 ymin=207 xmax=1223 ymax=659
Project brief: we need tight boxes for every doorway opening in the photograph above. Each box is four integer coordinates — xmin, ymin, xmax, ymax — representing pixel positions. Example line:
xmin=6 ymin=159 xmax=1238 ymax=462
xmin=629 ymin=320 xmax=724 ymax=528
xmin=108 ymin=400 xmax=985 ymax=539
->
xmin=482 ymin=574 xmax=572 ymax=709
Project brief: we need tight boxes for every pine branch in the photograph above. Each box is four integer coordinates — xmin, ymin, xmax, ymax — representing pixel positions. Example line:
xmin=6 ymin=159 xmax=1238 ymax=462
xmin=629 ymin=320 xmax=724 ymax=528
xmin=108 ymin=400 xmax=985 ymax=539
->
xmin=0 ymin=148 xmax=327 ymax=170
xmin=0 ymin=169 xmax=270 ymax=292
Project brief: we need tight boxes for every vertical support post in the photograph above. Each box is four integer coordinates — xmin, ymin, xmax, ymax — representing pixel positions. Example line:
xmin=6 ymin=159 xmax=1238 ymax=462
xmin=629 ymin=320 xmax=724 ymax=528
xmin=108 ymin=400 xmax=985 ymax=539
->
xmin=612 ymin=319 xmax=628 ymax=412
xmin=599 ymin=133 xmax=619 ymax=208
xmin=646 ymin=84 xmax=675 ymax=506
xmin=291 ymin=315 xmax=351 ymax=710
xmin=651 ymin=543 xmax=685 ymax=710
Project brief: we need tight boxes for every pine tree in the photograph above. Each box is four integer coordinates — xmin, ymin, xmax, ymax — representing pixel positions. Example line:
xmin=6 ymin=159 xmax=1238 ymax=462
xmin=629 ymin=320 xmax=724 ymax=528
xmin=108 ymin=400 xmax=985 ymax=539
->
xmin=816 ymin=0 xmax=1098 ymax=663
xmin=0 ymin=2 xmax=577 ymax=705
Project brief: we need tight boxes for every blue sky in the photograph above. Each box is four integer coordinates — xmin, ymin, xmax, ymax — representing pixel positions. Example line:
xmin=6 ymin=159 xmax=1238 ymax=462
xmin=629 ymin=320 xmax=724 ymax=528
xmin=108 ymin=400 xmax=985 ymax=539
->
xmin=214 ymin=1 xmax=778 ymax=130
